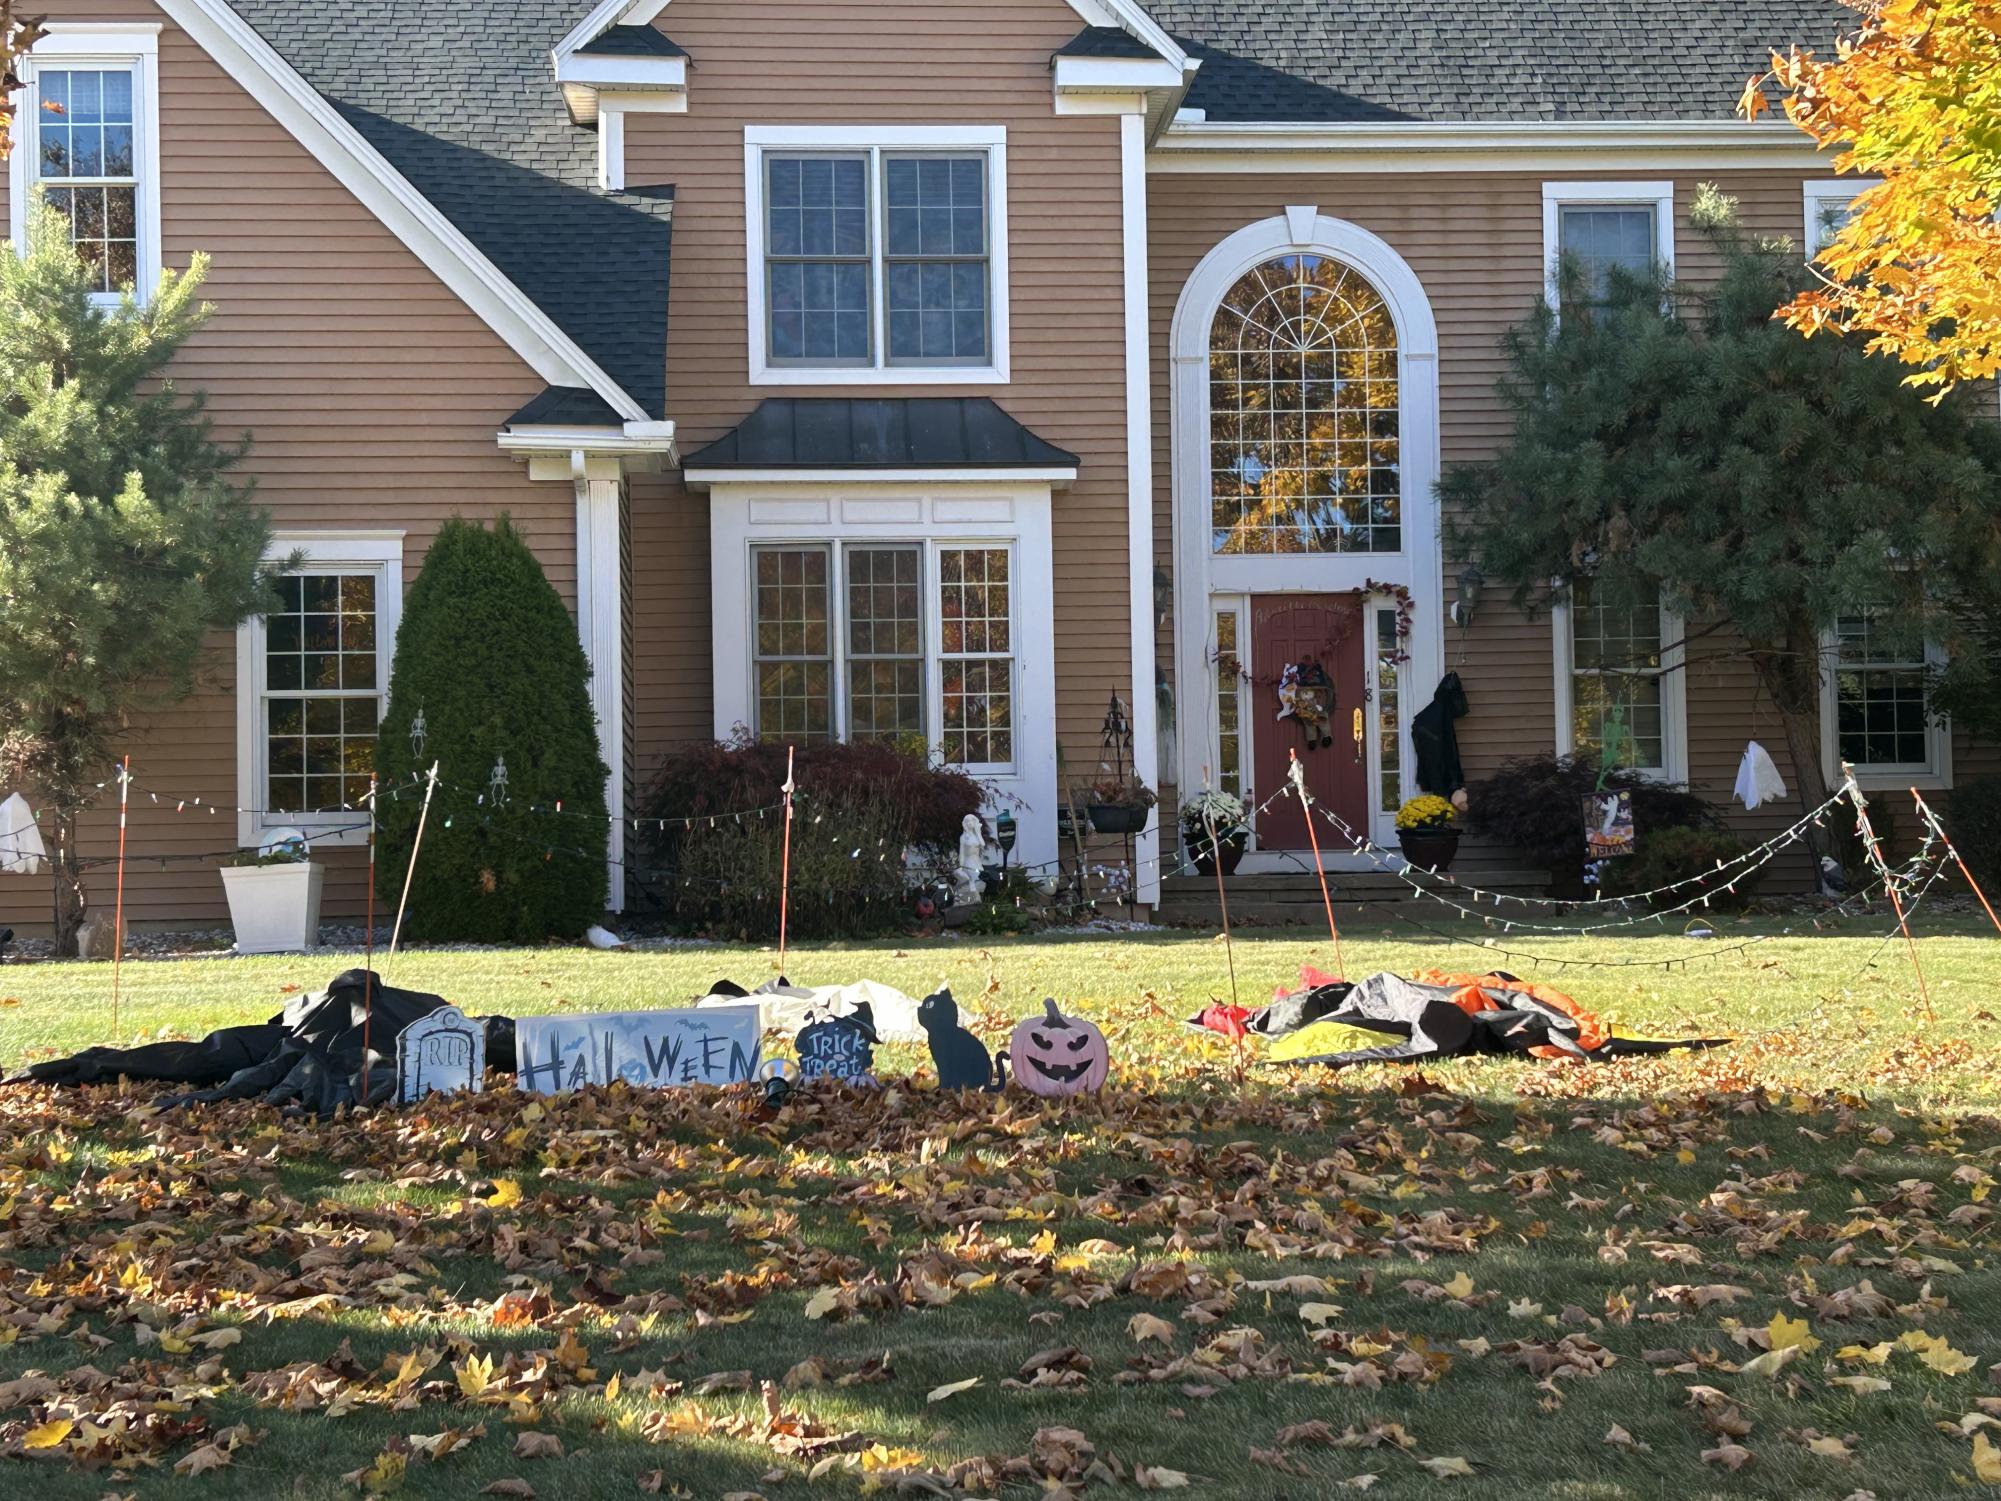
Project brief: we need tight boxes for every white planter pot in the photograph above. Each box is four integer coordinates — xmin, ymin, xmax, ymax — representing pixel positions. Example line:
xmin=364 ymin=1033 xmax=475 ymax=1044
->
xmin=219 ymin=861 xmax=325 ymax=954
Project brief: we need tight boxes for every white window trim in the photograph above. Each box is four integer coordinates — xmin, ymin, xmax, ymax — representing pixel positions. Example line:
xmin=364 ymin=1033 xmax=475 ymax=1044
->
xmin=7 ymin=24 xmax=163 ymax=308
xmin=1819 ymin=626 xmax=1952 ymax=792
xmin=1540 ymin=180 xmax=1676 ymax=310
xmin=709 ymin=481 xmax=1058 ymax=873
xmin=742 ymin=125 xmax=1010 ymax=386
xmin=1803 ymin=178 xmax=1866 ymax=257
xmin=235 ymin=531 xmax=405 ymax=848
xmin=1551 ymin=592 xmax=1688 ymax=784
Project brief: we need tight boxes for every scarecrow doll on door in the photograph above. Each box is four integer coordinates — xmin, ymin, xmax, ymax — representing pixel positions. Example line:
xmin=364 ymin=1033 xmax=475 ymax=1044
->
xmin=1276 ymin=660 xmax=1335 ymax=749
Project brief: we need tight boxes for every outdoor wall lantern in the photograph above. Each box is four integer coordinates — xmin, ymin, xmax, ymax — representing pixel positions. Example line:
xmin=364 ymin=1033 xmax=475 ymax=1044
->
xmin=1451 ymin=565 xmax=1486 ymax=629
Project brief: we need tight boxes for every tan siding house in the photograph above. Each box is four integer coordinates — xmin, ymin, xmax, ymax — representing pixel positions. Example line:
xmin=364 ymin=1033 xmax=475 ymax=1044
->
xmin=2 ymin=0 xmax=1971 ymax=938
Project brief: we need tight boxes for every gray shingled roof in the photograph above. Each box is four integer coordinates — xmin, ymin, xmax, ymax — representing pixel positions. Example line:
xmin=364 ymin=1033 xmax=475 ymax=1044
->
xmin=1145 ymin=1 xmax=1857 ymax=123
xmin=1058 ymin=25 xmax=1167 ymax=59
xmin=683 ymin=399 xmax=1080 ymax=472
xmin=225 ymin=0 xmax=671 ymax=417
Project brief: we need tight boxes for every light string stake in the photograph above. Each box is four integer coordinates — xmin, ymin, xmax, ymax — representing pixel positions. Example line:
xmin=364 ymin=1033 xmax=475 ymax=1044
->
xmin=1286 ymin=749 xmax=1345 ymax=977
xmin=360 ymin=773 xmax=378 ymax=1106
xmin=777 ymin=745 xmax=796 ymax=979
xmin=1909 ymin=787 xmax=2001 ymax=938
xmin=111 ymin=755 xmax=131 ymax=1042
xmin=1843 ymin=767 xmax=1933 ymax=1023
xmin=385 ymin=761 xmax=441 ymax=982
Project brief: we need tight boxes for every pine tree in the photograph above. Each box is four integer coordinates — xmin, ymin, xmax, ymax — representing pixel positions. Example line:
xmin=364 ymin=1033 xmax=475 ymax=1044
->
xmin=1446 ymin=187 xmax=2001 ymax=873
xmin=374 ymin=515 xmax=609 ymax=941
xmin=0 ymin=203 xmax=271 ymax=954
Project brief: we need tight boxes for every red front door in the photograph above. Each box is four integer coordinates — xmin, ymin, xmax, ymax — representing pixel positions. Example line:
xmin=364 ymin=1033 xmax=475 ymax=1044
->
xmin=1248 ymin=595 xmax=1368 ymax=849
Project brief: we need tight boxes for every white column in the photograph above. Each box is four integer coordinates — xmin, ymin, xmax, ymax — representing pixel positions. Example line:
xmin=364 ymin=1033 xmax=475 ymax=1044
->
xmin=574 ymin=466 xmax=626 ymax=910
xmin=1120 ymin=108 xmax=1161 ymax=904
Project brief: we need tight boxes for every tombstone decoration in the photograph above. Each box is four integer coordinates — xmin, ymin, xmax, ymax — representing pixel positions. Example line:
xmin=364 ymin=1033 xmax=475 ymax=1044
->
xmin=1008 ymin=998 xmax=1111 ymax=1097
xmin=396 ymin=1005 xmax=486 ymax=1104
xmin=516 ymin=1005 xmax=761 ymax=1095
xmin=795 ymin=1003 xmax=878 ymax=1084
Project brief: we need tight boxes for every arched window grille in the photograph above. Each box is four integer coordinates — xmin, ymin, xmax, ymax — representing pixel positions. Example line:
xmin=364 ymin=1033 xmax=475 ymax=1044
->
xmin=1209 ymin=255 xmax=1401 ymax=555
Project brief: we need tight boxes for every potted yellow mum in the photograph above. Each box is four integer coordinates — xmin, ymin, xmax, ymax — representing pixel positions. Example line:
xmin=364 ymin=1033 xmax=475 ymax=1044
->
xmin=1395 ymin=794 xmax=1460 ymax=871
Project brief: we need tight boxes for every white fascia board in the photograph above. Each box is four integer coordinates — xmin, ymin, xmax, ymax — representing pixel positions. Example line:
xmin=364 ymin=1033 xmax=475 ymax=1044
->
xmin=1054 ymin=55 xmax=1184 ymax=92
xmin=682 ymin=466 xmax=1078 ymax=490
xmin=555 ymin=53 xmax=686 ymax=89
xmin=1066 ymin=0 xmax=1188 ymax=71
xmin=160 ymin=0 xmax=651 ymax=423
xmin=497 ymin=423 xmax=678 ymax=456
xmin=1154 ymin=118 xmax=1820 ymax=156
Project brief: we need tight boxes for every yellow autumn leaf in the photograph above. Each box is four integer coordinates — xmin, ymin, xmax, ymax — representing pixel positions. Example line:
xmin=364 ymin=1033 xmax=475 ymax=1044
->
xmin=1829 ymin=1375 xmax=1891 ymax=1394
xmin=1741 ymin=1344 xmax=1800 ymax=1380
xmin=1767 ymin=1313 xmax=1820 ymax=1354
xmin=1418 ymin=1456 xmax=1475 ymax=1479
xmin=1974 ymin=1432 xmax=2001 ymax=1485
xmin=1919 ymin=1341 xmax=1978 ymax=1377
xmin=455 ymin=1352 xmax=495 ymax=1402
xmin=1028 ymin=1227 xmax=1058 ymax=1256
xmin=603 ymin=1372 xmax=621 ymax=1403
xmin=1837 ymin=1341 xmax=1894 ymax=1365
xmin=803 ymin=1286 xmax=843 ymax=1320
xmin=1297 ymin=1303 xmax=1343 ymax=1327
xmin=1128 ymin=1312 xmax=1177 ymax=1345
xmin=1440 ymin=1272 xmax=1475 ymax=1300
xmin=1806 ymin=1435 xmax=1852 ymax=1460
xmin=1134 ymin=1465 xmax=1192 ymax=1490
xmin=486 ymin=1180 xmax=523 ymax=1210
xmin=926 ymin=1376 xmax=981 ymax=1403
xmin=22 ymin=1417 xmax=73 ymax=1449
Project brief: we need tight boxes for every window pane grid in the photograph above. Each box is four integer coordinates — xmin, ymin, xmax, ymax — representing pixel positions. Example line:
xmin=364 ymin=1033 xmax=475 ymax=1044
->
xmin=766 ymin=154 xmax=872 ymax=365
xmin=1210 ymin=255 xmax=1401 ymax=555
xmin=1375 ymin=608 xmax=1401 ymax=815
xmin=1834 ymin=611 xmax=1933 ymax=768
xmin=37 ymin=67 xmax=139 ymax=295
xmin=262 ymin=572 xmax=379 ymax=814
xmin=939 ymin=547 xmax=1013 ymax=765
xmin=753 ymin=547 xmax=834 ymax=743
xmin=884 ymin=153 xmax=989 ymax=365
xmin=846 ymin=546 xmax=923 ymax=743
xmin=1215 ymin=611 xmax=1242 ymax=801
xmin=1570 ymin=580 xmax=1666 ymax=771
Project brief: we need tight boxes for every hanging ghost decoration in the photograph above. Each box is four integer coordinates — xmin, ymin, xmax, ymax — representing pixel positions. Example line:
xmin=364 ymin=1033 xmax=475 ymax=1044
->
xmin=1009 ymin=999 xmax=1110 ymax=1096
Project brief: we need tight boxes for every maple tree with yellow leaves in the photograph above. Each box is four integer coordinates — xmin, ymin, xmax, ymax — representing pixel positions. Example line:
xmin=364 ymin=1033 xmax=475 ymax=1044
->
xmin=1744 ymin=0 xmax=2001 ymax=395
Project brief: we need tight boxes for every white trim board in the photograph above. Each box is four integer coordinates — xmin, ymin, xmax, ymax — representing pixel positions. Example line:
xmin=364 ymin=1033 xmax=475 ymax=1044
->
xmin=684 ymin=466 xmax=1075 ymax=489
xmin=158 ymin=0 xmax=651 ymax=422
xmin=575 ymin=476 xmax=627 ymax=909
xmin=1119 ymin=109 xmax=1160 ymax=903
xmin=1166 ymin=209 xmax=1444 ymax=850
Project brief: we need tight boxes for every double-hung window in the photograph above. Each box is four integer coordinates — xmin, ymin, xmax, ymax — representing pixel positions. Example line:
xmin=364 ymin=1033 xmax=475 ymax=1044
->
xmin=749 ymin=540 xmax=1014 ymax=768
xmin=1542 ymin=181 xmax=1675 ymax=310
xmin=8 ymin=26 xmax=161 ymax=304
xmin=1554 ymin=578 xmax=1686 ymax=782
xmin=1823 ymin=610 xmax=1950 ymax=788
xmin=236 ymin=535 xmax=404 ymax=846
xmin=746 ymin=127 xmax=1009 ymax=383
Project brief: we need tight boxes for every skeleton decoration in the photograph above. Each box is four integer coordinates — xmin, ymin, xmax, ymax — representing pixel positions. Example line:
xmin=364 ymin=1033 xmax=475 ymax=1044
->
xmin=396 ymin=1005 xmax=485 ymax=1104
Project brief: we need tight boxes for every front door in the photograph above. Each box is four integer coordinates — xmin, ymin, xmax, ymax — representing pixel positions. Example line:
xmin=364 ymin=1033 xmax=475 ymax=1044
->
xmin=1248 ymin=594 xmax=1368 ymax=849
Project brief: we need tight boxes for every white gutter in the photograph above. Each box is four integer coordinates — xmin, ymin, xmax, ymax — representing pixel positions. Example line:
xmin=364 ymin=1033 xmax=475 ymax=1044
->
xmin=1155 ymin=118 xmax=1820 ymax=155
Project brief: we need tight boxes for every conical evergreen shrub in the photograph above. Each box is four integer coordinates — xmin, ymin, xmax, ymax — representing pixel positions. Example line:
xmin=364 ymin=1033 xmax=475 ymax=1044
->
xmin=375 ymin=516 xmax=608 ymax=940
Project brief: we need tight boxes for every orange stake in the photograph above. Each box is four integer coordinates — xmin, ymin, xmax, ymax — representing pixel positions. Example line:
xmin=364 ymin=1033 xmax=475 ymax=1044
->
xmin=1912 ymin=787 xmax=2001 ymax=938
xmin=111 ymin=755 xmax=131 ymax=1042
xmin=1845 ymin=772 xmax=1932 ymax=1024
xmin=1288 ymin=749 xmax=1346 ymax=979
xmin=777 ymin=746 xmax=796 ymax=981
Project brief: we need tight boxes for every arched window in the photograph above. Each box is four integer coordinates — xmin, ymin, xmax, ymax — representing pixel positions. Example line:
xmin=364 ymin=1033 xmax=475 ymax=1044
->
xmin=1209 ymin=255 xmax=1400 ymax=555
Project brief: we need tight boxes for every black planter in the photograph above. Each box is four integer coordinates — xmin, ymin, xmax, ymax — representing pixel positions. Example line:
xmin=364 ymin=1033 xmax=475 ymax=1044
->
xmin=1184 ymin=827 xmax=1247 ymax=877
xmin=1397 ymin=828 xmax=1461 ymax=871
xmin=1088 ymin=803 xmax=1151 ymax=835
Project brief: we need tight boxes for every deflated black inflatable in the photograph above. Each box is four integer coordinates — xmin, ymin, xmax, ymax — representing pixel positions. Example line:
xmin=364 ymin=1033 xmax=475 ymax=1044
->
xmin=9 ymin=969 xmax=514 ymax=1117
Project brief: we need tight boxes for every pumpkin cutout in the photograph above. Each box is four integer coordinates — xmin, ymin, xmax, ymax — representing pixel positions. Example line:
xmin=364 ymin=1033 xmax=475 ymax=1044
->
xmin=1009 ymin=999 xmax=1109 ymax=1096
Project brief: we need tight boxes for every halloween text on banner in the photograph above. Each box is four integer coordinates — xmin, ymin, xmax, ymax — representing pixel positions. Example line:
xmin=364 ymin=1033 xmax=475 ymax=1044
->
xmin=516 ymin=1006 xmax=762 ymax=1095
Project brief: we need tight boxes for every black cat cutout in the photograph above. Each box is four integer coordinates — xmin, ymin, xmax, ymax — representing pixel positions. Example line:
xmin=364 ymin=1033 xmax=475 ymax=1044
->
xmin=918 ymin=988 xmax=1006 ymax=1092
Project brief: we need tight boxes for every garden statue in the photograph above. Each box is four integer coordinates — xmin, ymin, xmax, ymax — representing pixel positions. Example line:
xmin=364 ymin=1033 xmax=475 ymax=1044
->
xmin=954 ymin=813 xmax=987 ymax=905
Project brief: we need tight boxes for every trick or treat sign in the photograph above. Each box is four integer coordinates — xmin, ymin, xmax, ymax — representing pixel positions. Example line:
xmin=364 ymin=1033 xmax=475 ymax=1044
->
xmin=795 ymin=1013 xmax=876 ymax=1083
xmin=516 ymin=1006 xmax=762 ymax=1094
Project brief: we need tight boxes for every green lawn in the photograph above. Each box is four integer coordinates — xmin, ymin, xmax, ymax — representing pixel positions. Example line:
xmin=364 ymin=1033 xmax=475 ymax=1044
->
xmin=1 ymin=917 xmax=1999 ymax=1499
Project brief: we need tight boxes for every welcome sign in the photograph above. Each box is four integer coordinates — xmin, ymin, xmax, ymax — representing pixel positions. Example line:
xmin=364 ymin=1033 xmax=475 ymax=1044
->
xmin=516 ymin=1006 xmax=762 ymax=1094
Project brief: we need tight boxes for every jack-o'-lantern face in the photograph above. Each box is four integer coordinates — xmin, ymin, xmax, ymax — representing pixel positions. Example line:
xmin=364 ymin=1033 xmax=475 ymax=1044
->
xmin=1009 ymin=999 xmax=1109 ymax=1096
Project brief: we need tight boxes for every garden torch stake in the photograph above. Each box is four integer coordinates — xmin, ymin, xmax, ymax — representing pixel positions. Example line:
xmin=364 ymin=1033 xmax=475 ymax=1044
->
xmin=385 ymin=761 xmax=440 ymax=979
xmin=360 ymin=775 xmax=377 ymax=1104
xmin=1843 ymin=768 xmax=1932 ymax=1024
xmin=1288 ymin=749 xmax=1346 ymax=978
xmin=778 ymin=745 xmax=796 ymax=980
xmin=1911 ymin=787 xmax=2001 ymax=939
xmin=111 ymin=755 xmax=130 ymax=1042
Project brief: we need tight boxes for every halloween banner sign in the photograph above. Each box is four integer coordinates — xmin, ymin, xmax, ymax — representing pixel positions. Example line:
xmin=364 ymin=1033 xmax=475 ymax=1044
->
xmin=516 ymin=1006 xmax=762 ymax=1094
